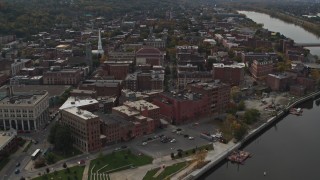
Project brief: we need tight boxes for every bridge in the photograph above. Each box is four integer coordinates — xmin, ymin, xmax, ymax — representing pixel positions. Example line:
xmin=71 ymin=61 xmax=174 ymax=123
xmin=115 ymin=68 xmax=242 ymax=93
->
xmin=294 ymin=43 xmax=320 ymax=47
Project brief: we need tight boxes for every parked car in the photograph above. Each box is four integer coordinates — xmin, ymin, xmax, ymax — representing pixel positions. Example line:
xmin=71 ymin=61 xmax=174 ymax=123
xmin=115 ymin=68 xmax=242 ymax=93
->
xmin=142 ymin=142 xmax=147 ymax=146
xmin=15 ymin=162 xmax=20 ymax=167
xmin=14 ymin=169 xmax=20 ymax=174
xmin=188 ymin=136 xmax=194 ymax=140
xmin=170 ymin=139 xmax=176 ymax=143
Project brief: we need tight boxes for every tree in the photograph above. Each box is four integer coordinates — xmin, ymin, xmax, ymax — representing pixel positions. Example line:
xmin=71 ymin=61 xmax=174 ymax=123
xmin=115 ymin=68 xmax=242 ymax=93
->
xmin=34 ymin=157 xmax=46 ymax=168
xmin=48 ymin=124 xmax=73 ymax=154
xmin=46 ymin=168 xmax=50 ymax=174
xmin=46 ymin=152 xmax=55 ymax=164
xmin=237 ymin=100 xmax=246 ymax=111
xmin=243 ymin=109 xmax=260 ymax=125
xmin=178 ymin=151 xmax=183 ymax=158
xmin=171 ymin=152 xmax=175 ymax=159
xmin=63 ymin=162 xmax=67 ymax=168
xmin=233 ymin=123 xmax=248 ymax=141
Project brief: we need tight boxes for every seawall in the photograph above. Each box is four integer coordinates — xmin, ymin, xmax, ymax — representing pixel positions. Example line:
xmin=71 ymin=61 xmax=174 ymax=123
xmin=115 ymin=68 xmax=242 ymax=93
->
xmin=185 ymin=90 xmax=320 ymax=180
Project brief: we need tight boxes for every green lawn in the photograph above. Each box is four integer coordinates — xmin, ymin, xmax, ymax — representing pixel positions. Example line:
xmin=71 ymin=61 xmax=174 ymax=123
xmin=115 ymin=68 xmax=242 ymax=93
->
xmin=143 ymin=162 xmax=187 ymax=180
xmin=45 ymin=147 xmax=82 ymax=164
xmin=89 ymin=150 xmax=152 ymax=178
xmin=32 ymin=166 xmax=85 ymax=180
xmin=0 ymin=158 xmax=10 ymax=172
xmin=173 ymin=144 xmax=213 ymax=159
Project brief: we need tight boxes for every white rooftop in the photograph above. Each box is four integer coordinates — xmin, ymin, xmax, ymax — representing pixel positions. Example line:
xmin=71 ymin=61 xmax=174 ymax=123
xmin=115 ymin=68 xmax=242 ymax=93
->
xmin=63 ymin=107 xmax=98 ymax=120
xmin=59 ymin=97 xmax=98 ymax=110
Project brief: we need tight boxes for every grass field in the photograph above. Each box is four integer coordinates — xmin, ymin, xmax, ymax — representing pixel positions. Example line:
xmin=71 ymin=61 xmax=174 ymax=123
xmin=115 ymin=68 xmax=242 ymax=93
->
xmin=143 ymin=162 xmax=187 ymax=180
xmin=89 ymin=150 xmax=153 ymax=179
xmin=32 ymin=166 xmax=85 ymax=180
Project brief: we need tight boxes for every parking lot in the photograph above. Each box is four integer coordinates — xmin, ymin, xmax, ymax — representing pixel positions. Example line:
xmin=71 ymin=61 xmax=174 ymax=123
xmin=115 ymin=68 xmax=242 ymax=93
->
xmin=130 ymin=119 xmax=220 ymax=158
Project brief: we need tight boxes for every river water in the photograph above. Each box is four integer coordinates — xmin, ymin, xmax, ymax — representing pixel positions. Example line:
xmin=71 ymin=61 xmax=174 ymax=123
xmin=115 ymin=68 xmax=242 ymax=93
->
xmin=204 ymin=97 xmax=320 ymax=180
xmin=203 ymin=11 xmax=320 ymax=180
xmin=238 ymin=11 xmax=320 ymax=56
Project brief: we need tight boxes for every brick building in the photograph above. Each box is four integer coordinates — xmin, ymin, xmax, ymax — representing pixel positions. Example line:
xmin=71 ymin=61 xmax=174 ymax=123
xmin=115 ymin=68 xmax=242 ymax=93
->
xmin=103 ymin=61 xmax=134 ymax=80
xmin=79 ymin=80 xmax=122 ymax=97
xmin=177 ymin=71 xmax=212 ymax=88
xmin=98 ymin=113 xmax=133 ymax=144
xmin=212 ymin=63 xmax=245 ymax=86
xmin=43 ymin=69 xmax=82 ymax=85
xmin=136 ymin=47 xmax=164 ymax=66
xmin=153 ymin=91 xmax=209 ymax=124
xmin=124 ymin=71 xmax=164 ymax=92
xmin=61 ymin=107 xmax=101 ymax=152
xmin=250 ymin=60 xmax=274 ymax=80
xmin=266 ymin=73 xmax=292 ymax=92
xmin=187 ymin=82 xmax=231 ymax=114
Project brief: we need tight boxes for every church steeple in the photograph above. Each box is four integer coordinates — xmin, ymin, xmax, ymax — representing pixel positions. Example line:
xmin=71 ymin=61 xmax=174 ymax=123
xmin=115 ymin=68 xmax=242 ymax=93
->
xmin=98 ymin=29 xmax=103 ymax=52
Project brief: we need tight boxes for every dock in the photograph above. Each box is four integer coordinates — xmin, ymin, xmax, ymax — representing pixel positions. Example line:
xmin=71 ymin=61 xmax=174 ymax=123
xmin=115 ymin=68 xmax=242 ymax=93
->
xmin=227 ymin=151 xmax=251 ymax=164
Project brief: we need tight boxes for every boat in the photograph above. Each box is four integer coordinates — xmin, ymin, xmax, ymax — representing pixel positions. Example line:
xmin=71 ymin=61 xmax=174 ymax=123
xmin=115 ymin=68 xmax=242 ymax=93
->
xmin=227 ymin=150 xmax=252 ymax=164
xmin=289 ymin=108 xmax=303 ymax=116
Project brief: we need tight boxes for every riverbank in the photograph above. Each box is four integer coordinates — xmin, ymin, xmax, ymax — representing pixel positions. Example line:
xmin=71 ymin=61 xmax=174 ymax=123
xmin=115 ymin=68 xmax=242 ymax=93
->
xmin=237 ymin=7 xmax=320 ymax=38
xmin=185 ymin=90 xmax=320 ymax=180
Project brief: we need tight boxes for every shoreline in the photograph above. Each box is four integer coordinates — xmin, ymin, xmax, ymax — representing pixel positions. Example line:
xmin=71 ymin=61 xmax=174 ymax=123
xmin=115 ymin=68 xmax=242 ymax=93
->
xmin=237 ymin=7 xmax=320 ymax=38
xmin=185 ymin=90 xmax=320 ymax=180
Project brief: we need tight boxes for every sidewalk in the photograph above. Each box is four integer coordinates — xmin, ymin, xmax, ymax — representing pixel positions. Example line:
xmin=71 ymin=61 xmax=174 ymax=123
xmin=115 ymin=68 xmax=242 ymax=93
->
xmin=82 ymin=160 xmax=91 ymax=180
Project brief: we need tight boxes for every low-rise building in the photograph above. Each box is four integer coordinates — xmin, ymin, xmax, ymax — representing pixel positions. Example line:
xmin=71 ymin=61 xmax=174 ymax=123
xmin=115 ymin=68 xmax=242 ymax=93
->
xmin=136 ymin=47 xmax=164 ymax=66
xmin=0 ymin=129 xmax=18 ymax=157
xmin=43 ymin=69 xmax=82 ymax=85
xmin=250 ymin=59 xmax=274 ymax=80
xmin=153 ymin=91 xmax=209 ymax=124
xmin=61 ymin=107 xmax=101 ymax=152
xmin=212 ymin=63 xmax=245 ymax=86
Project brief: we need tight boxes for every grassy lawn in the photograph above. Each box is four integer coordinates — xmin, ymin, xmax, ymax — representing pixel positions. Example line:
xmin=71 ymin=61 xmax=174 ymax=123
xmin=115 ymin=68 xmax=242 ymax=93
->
xmin=0 ymin=158 xmax=10 ymax=172
xmin=23 ymin=141 xmax=32 ymax=152
xmin=89 ymin=150 xmax=152 ymax=178
xmin=45 ymin=147 xmax=82 ymax=164
xmin=32 ymin=166 xmax=85 ymax=180
xmin=143 ymin=162 xmax=187 ymax=180
xmin=173 ymin=144 xmax=213 ymax=159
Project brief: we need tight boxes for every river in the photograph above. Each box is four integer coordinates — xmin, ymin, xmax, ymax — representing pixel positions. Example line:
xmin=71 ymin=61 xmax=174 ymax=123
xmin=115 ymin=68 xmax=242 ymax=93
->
xmin=203 ymin=11 xmax=320 ymax=180
xmin=238 ymin=11 xmax=320 ymax=56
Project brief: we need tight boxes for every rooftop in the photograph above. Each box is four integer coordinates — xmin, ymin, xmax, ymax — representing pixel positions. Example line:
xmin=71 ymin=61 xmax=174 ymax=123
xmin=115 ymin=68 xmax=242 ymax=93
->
xmin=59 ymin=97 xmax=98 ymax=110
xmin=124 ymin=100 xmax=159 ymax=111
xmin=0 ymin=85 xmax=71 ymax=98
xmin=213 ymin=63 xmax=245 ymax=68
xmin=0 ymin=129 xmax=17 ymax=151
xmin=112 ymin=106 xmax=140 ymax=117
xmin=0 ymin=91 xmax=48 ymax=106
xmin=63 ymin=107 xmax=98 ymax=120
xmin=95 ymin=112 xmax=131 ymax=126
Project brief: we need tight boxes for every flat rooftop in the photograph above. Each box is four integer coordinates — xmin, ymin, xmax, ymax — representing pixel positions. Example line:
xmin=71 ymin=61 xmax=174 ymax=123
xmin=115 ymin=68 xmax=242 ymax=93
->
xmin=95 ymin=112 xmax=131 ymax=126
xmin=59 ymin=97 xmax=98 ymax=110
xmin=0 ymin=92 xmax=48 ymax=106
xmin=0 ymin=85 xmax=71 ymax=98
xmin=0 ymin=129 xmax=17 ymax=151
xmin=113 ymin=106 xmax=140 ymax=117
xmin=63 ymin=107 xmax=98 ymax=120
xmin=124 ymin=100 xmax=159 ymax=110
xmin=213 ymin=63 xmax=245 ymax=68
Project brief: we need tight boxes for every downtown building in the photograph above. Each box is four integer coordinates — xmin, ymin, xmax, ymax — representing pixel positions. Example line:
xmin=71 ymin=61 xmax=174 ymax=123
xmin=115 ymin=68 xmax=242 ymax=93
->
xmin=0 ymin=88 xmax=49 ymax=131
xmin=61 ymin=107 xmax=101 ymax=153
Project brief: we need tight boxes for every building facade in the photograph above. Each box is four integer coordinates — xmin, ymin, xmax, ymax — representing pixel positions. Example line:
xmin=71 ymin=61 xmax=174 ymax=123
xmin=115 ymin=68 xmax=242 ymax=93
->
xmin=61 ymin=107 xmax=101 ymax=152
xmin=0 ymin=90 xmax=49 ymax=131
xmin=212 ymin=63 xmax=245 ymax=86
xmin=250 ymin=60 xmax=274 ymax=80
xmin=43 ymin=69 xmax=82 ymax=85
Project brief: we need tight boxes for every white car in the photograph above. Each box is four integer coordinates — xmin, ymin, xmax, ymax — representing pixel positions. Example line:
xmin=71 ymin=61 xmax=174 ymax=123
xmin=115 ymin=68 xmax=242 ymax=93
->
xmin=142 ymin=142 xmax=147 ymax=146
xmin=170 ymin=139 xmax=176 ymax=143
xmin=188 ymin=136 xmax=194 ymax=140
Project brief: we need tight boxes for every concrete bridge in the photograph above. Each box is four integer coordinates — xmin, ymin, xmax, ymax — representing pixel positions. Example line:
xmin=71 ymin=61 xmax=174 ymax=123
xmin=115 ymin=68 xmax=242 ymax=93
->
xmin=294 ymin=43 xmax=320 ymax=47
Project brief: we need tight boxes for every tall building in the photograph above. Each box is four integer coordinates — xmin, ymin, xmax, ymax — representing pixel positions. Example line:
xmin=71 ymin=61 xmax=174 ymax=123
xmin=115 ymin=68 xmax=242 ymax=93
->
xmin=250 ymin=59 xmax=274 ymax=80
xmin=0 ymin=89 xmax=49 ymax=131
xmin=61 ymin=107 xmax=101 ymax=152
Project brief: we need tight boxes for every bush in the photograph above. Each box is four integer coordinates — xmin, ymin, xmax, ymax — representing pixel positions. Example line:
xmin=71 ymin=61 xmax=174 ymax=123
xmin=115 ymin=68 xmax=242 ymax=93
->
xmin=171 ymin=153 xmax=175 ymax=159
xmin=243 ymin=109 xmax=260 ymax=125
